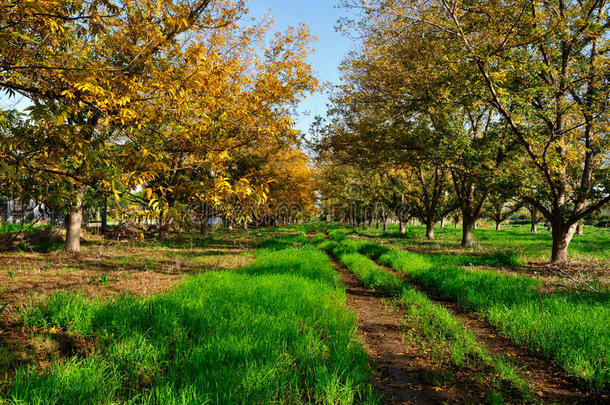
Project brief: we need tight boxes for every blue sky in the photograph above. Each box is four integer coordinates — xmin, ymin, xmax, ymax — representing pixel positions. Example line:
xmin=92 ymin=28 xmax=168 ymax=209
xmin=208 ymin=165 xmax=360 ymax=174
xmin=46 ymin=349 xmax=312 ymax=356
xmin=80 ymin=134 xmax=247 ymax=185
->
xmin=248 ymin=0 xmax=355 ymax=134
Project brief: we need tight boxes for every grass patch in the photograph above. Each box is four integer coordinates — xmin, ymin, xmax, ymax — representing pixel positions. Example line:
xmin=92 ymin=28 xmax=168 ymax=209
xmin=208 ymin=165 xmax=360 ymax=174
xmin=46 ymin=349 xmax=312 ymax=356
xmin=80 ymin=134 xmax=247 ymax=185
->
xmin=321 ymin=240 xmax=401 ymax=293
xmin=326 ymin=238 xmax=531 ymax=402
xmin=353 ymin=237 xmax=610 ymax=391
xmin=397 ymin=288 xmax=530 ymax=403
xmin=6 ymin=243 xmax=377 ymax=404
xmin=354 ymin=223 xmax=610 ymax=263
xmin=0 ymin=223 xmax=51 ymax=235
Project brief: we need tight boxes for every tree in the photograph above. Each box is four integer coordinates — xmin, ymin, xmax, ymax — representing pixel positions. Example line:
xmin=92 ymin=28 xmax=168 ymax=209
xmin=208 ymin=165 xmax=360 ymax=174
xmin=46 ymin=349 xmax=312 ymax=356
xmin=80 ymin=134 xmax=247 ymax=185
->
xmin=332 ymin=2 xmax=513 ymax=246
xmin=0 ymin=0 xmax=250 ymax=251
xmin=0 ymin=1 xmax=317 ymax=249
xmin=484 ymin=194 xmax=521 ymax=232
xmin=410 ymin=164 xmax=456 ymax=239
xmin=310 ymin=113 xmax=416 ymax=232
xmin=394 ymin=0 xmax=610 ymax=262
xmin=125 ymin=19 xmax=317 ymax=238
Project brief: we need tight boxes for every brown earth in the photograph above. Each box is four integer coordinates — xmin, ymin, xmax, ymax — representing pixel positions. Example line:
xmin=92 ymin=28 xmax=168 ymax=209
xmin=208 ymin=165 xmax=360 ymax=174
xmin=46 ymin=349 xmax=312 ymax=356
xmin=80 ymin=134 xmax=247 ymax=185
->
xmin=373 ymin=259 xmax=607 ymax=404
xmin=328 ymin=256 xmax=448 ymax=404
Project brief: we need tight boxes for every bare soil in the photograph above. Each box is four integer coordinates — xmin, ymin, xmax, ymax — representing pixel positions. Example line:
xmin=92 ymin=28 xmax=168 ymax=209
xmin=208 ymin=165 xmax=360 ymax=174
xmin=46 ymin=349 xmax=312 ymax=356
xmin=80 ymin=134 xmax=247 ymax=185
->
xmin=375 ymin=260 xmax=606 ymax=404
xmin=328 ymin=256 xmax=447 ymax=404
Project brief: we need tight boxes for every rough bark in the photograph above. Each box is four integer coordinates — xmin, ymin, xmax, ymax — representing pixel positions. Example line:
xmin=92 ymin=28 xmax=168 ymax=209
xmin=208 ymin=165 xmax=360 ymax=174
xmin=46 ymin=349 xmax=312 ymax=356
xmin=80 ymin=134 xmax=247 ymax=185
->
xmin=399 ymin=221 xmax=406 ymax=234
xmin=200 ymin=216 xmax=209 ymax=234
xmin=425 ymin=219 xmax=435 ymax=239
xmin=551 ymin=222 xmax=577 ymax=263
xmin=383 ymin=217 xmax=389 ymax=232
xmin=461 ymin=215 xmax=476 ymax=247
xmin=530 ymin=209 xmax=538 ymax=233
xmin=495 ymin=221 xmax=501 ymax=231
xmin=576 ymin=222 xmax=583 ymax=236
xmin=101 ymin=198 xmax=108 ymax=233
xmin=158 ymin=212 xmax=169 ymax=240
xmin=65 ymin=192 xmax=84 ymax=253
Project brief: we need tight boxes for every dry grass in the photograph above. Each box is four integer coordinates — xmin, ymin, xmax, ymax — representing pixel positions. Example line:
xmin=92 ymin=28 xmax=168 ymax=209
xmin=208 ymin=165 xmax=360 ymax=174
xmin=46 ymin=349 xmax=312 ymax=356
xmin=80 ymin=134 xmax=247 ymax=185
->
xmin=0 ymin=231 xmax=258 ymax=320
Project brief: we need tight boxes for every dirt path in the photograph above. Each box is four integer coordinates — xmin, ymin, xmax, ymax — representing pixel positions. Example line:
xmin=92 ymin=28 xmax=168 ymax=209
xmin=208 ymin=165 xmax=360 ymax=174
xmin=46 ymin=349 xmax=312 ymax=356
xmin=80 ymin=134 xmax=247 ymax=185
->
xmin=373 ymin=260 xmax=601 ymax=404
xmin=328 ymin=256 xmax=447 ymax=404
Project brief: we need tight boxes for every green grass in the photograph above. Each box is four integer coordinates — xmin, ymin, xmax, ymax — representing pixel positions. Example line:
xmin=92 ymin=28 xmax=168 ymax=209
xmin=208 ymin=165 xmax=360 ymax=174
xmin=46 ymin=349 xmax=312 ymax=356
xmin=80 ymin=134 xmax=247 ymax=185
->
xmin=0 ymin=223 xmax=50 ymax=235
xmin=257 ymin=231 xmax=309 ymax=250
xmin=354 ymin=223 xmax=610 ymax=262
xmin=350 ymin=236 xmax=610 ymax=391
xmin=321 ymin=240 xmax=401 ymax=293
xmin=327 ymin=229 xmax=351 ymax=242
xmin=324 ymin=237 xmax=531 ymax=402
xmin=6 ymin=243 xmax=377 ymax=404
xmin=397 ymin=288 xmax=530 ymax=403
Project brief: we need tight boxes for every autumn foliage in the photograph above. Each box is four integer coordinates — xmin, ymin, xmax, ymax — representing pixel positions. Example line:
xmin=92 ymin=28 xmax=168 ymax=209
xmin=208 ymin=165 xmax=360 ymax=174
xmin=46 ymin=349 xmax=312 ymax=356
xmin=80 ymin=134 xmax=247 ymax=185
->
xmin=0 ymin=0 xmax=318 ymax=251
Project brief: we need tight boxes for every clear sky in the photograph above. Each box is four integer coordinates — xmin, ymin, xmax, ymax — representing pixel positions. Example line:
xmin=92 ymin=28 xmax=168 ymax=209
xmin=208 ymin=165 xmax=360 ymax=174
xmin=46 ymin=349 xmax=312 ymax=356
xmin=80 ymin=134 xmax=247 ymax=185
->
xmin=248 ymin=0 xmax=355 ymax=135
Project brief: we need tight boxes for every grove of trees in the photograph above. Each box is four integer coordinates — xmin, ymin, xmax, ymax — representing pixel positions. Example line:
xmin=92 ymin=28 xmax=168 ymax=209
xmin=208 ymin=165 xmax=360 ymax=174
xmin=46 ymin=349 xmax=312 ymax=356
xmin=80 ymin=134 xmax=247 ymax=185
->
xmin=313 ymin=0 xmax=610 ymax=262
xmin=0 ymin=0 xmax=318 ymax=252
xmin=0 ymin=1 xmax=608 ymax=264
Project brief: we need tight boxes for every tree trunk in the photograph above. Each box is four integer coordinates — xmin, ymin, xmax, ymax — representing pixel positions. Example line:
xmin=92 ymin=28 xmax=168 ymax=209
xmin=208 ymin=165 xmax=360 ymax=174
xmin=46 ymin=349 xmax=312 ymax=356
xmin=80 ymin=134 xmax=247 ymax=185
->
xmin=200 ymin=201 xmax=210 ymax=234
xmin=461 ymin=215 xmax=476 ymax=247
xmin=375 ymin=217 xmax=380 ymax=230
xmin=200 ymin=216 xmax=209 ymax=234
xmin=227 ymin=219 xmax=234 ymax=231
xmin=101 ymin=197 xmax=108 ymax=233
xmin=383 ymin=217 xmax=389 ymax=232
xmin=158 ymin=212 xmax=169 ymax=240
xmin=425 ymin=219 xmax=435 ymax=239
xmin=495 ymin=221 xmax=501 ymax=231
xmin=530 ymin=210 xmax=538 ymax=233
xmin=551 ymin=221 xmax=577 ymax=263
xmin=243 ymin=221 xmax=248 ymax=230
xmin=576 ymin=222 xmax=583 ymax=236
xmin=65 ymin=192 xmax=84 ymax=253
xmin=440 ymin=217 xmax=445 ymax=228
xmin=530 ymin=209 xmax=538 ymax=233
xmin=399 ymin=221 xmax=406 ymax=234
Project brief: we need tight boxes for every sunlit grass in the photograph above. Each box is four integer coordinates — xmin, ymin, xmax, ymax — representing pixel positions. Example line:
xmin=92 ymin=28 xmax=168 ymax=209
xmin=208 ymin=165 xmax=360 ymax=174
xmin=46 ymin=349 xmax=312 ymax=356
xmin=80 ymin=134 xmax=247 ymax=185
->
xmin=354 ymin=223 xmax=610 ymax=262
xmin=324 ymin=237 xmax=531 ymax=402
xmin=7 ymin=243 xmax=377 ymax=404
xmin=321 ymin=240 xmax=401 ymax=293
xmin=348 ymin=235 xmax=610 ymax=391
